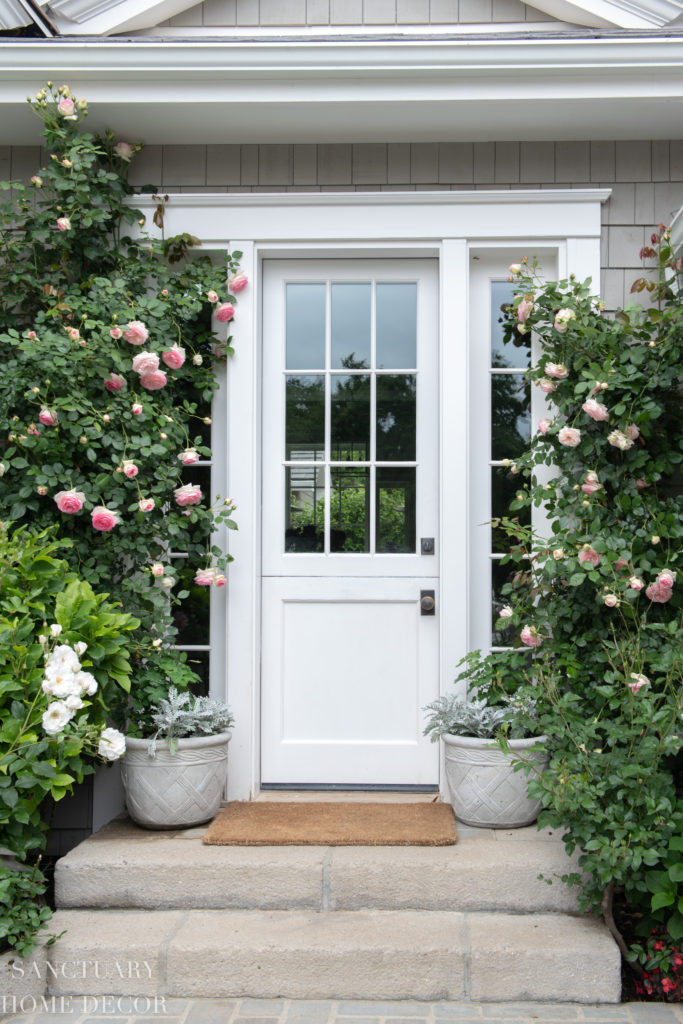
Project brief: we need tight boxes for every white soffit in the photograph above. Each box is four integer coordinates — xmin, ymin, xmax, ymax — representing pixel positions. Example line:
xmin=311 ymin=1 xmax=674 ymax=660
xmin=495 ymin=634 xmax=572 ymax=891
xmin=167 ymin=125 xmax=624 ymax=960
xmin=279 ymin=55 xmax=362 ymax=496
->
xmin=523 ymin=0 xmax=683 ymax=28
xmin=0 ymin=0 xmax=202 ymax=34
xmin=2 ymin=35 xmax=683 ymax=144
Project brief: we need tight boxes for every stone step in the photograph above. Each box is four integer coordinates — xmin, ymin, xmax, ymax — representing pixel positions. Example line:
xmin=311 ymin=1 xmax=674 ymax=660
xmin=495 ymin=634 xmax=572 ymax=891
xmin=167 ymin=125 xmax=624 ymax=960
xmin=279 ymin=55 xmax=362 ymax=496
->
xmin=46 ymin=908 xmax=621 ymax=1003
xmin=55 ymin=819 xmax=582 ymax=914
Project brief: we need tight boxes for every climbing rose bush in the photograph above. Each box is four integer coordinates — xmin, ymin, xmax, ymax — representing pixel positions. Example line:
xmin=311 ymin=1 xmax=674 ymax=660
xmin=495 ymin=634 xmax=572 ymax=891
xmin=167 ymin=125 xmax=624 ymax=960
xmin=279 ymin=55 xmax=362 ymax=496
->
xmin=490 ymin=232 xmax=682 ymax=986
xmin=0 ymin=84 xmax=244 ymax=732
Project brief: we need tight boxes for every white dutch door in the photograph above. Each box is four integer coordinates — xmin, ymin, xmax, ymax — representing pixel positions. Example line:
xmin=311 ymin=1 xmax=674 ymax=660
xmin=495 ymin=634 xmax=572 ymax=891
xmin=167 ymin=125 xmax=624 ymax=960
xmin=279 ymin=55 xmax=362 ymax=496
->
xmin=261 ymin=259 xmax=440 ymax=786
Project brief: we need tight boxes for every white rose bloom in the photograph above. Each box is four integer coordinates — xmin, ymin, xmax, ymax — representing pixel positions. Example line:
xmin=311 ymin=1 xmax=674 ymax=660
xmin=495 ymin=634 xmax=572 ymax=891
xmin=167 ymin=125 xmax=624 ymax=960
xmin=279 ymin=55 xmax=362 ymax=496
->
xmin=98 ymin=727 xmax=126 ymax=761
xmin=64 ymin=694 xmax=84 ymax=711
xmin=74 ymin=641 xmax=88 ymax=657
xmin=42 ymin=665 xmax=80 ymax=698
xmin=74 ymin=671 xmax=98 ymax=696
xmin=46 ymin=644 xmax=81 ymax=674
xmin=49 ymin=623 xmax=63 ymax=637
xmin=42 ymin=701 xmax=74 ymax=735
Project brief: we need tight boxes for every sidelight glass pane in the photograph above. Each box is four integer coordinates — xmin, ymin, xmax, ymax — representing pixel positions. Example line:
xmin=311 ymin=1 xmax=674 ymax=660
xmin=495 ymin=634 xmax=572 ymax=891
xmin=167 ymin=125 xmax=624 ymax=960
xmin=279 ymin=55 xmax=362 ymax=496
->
xmin=491 ymin=280 xmax=530 ymax=370
xmin=491 ymin=558 xmax=517 ymax=647
xmin=172 ymin=559 xmax=211 ymax=646
xmin=331 ymin=283 xmax=371 ymax=369
xmin=331 ymin=374 xmax=370 ymax=462
xmin=376 ymin=374 xmax=416 ymax=461
xmin=491 ymin=375 xmax=530 ymax=461
xmin=492 ymin=466 xmax=530 ymax=553
xmin=376 ymin=467 xmax=416 ymax=553
xmin=330 ymin=466 xmax=369 ymax=552
xmin=376 ymin=283 xmax=417 ymax=369
xmin=286 ymin=283 xmax=326 ymax=369
xmin=286 ymin=375 xmax=325 ymax=459
xmin=285 ymin=465 xmax=324 ymax=552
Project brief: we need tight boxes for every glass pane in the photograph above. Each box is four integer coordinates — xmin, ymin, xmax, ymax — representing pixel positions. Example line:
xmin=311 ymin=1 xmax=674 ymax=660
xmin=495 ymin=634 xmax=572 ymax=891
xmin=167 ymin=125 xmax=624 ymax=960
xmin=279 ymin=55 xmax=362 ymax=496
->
xmin=376 ymin=468 xmax=415 ymax=553
xmin=331 ymin=374 xmax=369 ymax=462
xmin=172 ymin=559 xmax=210 ymax=646
xmin=286 ymin=284 xmax=326 ymax=369
xmin=491 ymin=374 xmax=530 ymax=461
xmin=185 ymin=650 xmax=210 ymax=696
xmin=491 ymin=280 xmax=530 ymax=370
xmin=179 ymin=464 xmax=211 ymax=502
xmin=492 ymin=558 xmax=517 ymax=646
xmin=331 ymin=283 xmax=370 ymax=369
xmin=286 ymin=375 xmax=325 ymax=459
xmin=376 ymin=374 xmax=416 ymax=461
xmin=376 ymin=283 xmax=417 ymax=369
xmin=285 ymin=465 xmax=324 ymax=552
xmin=492 ymin=466 xmax=530 ymax=553
xmin=330 ymin=466 xmax=369 ymax=552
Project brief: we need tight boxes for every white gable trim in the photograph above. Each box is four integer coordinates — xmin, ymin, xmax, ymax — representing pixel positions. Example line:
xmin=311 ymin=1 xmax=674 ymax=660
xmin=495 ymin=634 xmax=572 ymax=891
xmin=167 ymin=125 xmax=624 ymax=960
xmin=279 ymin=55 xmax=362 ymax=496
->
xmin=524 ymin=0 xmax=683 ymax=28
xmin=1 ymin=0 xmax=201 ymax=34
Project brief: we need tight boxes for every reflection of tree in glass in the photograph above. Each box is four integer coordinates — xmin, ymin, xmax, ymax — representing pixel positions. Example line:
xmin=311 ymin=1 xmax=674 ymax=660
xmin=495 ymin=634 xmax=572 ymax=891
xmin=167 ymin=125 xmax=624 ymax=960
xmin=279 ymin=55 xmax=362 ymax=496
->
xmin=289 ymin=486 xmax=408 ymax=553
xmin=376 ymin=374 xmax=416 ymax=461
xmin=285 ymin=376 xmax=325 ymax=450
xmin=331 ymin=364 xmax=370 ymax=461
xmin=491 ymin=360 xmax=530 ymax=461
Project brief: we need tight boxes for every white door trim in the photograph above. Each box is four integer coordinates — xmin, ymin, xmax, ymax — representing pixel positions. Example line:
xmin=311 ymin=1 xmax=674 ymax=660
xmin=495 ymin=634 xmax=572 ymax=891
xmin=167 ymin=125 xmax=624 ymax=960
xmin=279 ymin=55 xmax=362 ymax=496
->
xmin=145 ymin=191 xmax=607 ymax=800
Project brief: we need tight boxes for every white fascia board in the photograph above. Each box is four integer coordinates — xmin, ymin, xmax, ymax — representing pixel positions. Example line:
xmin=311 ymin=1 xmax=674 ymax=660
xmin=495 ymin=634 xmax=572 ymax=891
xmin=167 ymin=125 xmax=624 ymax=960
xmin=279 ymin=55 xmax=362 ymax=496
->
xmin=127 ymin=189 xmax=610 ymax=248
xmin=523 ymin=0 xmax=683 ymax=29
xmin=47 ymin=0 xmax=202 ymax=35
xmin=670 ymin=205 xmax=683 ymax=250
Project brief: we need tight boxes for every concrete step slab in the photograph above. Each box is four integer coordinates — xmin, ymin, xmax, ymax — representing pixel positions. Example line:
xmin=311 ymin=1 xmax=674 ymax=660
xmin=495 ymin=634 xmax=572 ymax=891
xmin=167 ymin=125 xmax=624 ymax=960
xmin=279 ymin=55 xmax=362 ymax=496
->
xmin=45 ymin=909 xmax=620 ymax=1003
xmin=55 ymin=819 xmax=581 ymax=914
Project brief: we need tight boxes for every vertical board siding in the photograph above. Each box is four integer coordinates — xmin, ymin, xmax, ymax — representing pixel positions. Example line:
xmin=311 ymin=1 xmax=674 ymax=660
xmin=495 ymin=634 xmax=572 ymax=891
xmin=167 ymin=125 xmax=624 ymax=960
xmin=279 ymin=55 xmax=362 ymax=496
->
xmin=164 ymin=0 xmax=556 ymax=26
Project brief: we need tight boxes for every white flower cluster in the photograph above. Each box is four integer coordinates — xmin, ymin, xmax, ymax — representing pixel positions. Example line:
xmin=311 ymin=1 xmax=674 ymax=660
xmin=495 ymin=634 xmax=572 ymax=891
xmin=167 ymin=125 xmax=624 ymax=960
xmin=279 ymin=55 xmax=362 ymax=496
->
xmin=40 ymin=634 xmax=126 ymax=760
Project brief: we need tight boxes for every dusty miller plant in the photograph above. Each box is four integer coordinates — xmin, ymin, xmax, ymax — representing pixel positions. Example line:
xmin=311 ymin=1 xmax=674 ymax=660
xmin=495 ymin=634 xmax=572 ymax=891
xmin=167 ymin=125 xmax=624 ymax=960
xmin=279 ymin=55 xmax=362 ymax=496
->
xmin=147 ymin=685 xmax=234 ymax=755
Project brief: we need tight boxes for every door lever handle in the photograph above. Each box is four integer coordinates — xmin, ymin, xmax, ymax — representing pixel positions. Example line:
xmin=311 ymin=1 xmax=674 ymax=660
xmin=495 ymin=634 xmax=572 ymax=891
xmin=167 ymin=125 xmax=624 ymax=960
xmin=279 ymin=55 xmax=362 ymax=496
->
xmin=420 ymin=590 xmax=436 ymax=615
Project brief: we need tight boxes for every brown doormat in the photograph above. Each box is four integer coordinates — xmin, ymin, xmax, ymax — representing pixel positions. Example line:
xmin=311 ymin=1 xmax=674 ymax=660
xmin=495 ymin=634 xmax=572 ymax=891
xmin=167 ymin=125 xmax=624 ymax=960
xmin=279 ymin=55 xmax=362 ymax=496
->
xmin=202 ymin=801 xmax=457 ymax=846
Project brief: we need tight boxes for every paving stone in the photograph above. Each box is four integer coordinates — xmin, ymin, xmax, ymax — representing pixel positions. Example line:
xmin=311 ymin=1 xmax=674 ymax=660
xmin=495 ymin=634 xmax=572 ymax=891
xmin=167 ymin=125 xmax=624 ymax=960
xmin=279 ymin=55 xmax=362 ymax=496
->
xmin=338 ymin=1003 xmax=432 ymax=1016
xmin=238 ymin=1001 xmax=287 ymax=1015
xmin=183 ymin=998 xmax=238 ymax=1023
xmin=480 ymin=1007 xmax=581 ymax=1019
xmin=433 ymin=1007 xmax=485 ymax=1019
xmin=285 ymin=1002 xmax=337 ymax=1023
xmin=626 ymin=1011 xmax=680 ymax=1024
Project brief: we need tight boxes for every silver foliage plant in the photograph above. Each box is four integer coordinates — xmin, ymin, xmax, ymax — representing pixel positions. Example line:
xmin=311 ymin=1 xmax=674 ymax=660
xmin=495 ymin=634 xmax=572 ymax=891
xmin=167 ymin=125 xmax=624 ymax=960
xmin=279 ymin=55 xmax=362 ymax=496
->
xmin=422 ymin=695 xmax=537 ymax=741
xmin=148 ymin=685 xmax=234 ymax=756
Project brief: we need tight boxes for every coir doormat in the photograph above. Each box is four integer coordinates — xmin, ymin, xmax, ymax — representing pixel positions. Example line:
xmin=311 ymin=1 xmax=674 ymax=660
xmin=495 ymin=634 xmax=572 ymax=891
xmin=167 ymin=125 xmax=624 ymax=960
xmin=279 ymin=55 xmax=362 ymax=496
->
xmin=202 ymin=801 xmax=457 ymax=846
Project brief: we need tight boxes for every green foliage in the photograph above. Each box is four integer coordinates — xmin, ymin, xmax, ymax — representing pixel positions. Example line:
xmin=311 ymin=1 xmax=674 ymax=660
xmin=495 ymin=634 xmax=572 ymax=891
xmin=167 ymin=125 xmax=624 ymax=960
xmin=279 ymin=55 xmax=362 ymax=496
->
xmin=494 ymin=234 xmax=682 ymax=936
xmin=0 ymin=864 xmax=53 ymax=957
xmin=0 ymin=84 xmax=242 ymax=725
xmin=422 ymin=694 xmax=537 ymax=741
xmin=644 ymin=834 xmax=683 ymax=941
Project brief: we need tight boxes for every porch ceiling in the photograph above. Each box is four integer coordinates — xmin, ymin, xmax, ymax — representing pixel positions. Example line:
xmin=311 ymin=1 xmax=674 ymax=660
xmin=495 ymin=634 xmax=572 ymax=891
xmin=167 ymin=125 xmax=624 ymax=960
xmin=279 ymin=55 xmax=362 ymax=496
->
xmin=1 ymin=33 xmax=683 ymax=145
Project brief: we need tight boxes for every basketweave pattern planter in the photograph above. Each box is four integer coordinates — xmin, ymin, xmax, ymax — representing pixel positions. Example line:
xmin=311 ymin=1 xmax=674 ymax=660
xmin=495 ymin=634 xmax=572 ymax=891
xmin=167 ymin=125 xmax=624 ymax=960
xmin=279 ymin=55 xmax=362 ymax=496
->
xmin=442 ymin=733 xmax=548 ymax=829
xmin=121 ymin=732 xmax=231 ymax=830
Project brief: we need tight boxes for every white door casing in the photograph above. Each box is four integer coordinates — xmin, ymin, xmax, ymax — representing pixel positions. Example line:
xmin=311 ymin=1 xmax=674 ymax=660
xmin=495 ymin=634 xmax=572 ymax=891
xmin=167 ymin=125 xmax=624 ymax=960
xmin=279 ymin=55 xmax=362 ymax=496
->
xmin=261 ymin=259 xmax=440 ymax=786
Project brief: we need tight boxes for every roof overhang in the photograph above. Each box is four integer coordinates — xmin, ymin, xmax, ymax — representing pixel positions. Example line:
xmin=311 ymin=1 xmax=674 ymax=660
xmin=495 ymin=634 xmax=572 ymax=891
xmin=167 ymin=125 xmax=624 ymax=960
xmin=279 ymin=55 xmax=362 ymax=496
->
xmin=2 ymin=33 xmax=683 ymax=145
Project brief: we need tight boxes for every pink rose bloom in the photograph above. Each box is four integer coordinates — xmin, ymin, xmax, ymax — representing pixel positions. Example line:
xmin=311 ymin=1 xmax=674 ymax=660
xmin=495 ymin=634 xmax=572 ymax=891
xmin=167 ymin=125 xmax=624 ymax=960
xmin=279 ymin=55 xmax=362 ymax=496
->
xmin=215 ymin=303 xmax=235 ymax=323
xmin=582 ymin=399 xmax=609 ymax=422
xmin=178 ymin=448 xmax=200 ymax=465
xmin=174 ymin=483 xmax=202 ymax=507
xmin=194 ymin=567 xmax=226 ymax=587
xmin=27 ymin=426 xmax=41 ymax=436
xmin=39 ymin=407 xmax=58 ymax=427
xmin=646 ymin=581 xmax=672 ymax=603
xmin=121 ymin=460 xmax=138 ymax=479
xmin=132 ymin=352 xmax=159 ymax=375
xmin=624 ymin=423 xmax=640 ymax=441
xmin=657 ymin=570 xmax=676 ymax=589
xmin=207 ymin=290 xmax=219 ymax=303
xmin=113 ymin=142 xmax=134 ymax=161
xmin=635 ymin=478 xmax=649 ymax=490
xmin=110 ymin=327 xmax=122 ymax=340
xmin=57 ymin=97 xmax=75 ymax=117
xmin=151 ymin=563 xmax=165 ymax=577
xmin=538 ymin=418 xmax=551 ymax=436
xmin=517 ymin=296 xmax=533 ymax=323
xmin=54 ymin=489 xmax=85 ymax=514
xmin=558 ymin=426 xmax=581 ymax=447
xmin=608 ymin=430 xmax=633 ymax=451
xmin=37 ymin=485 xmax=48 ymax=495
xmin=104 ymin=373 xmax=126 ymax=393
xmin=138 ymin=497 xmax=155 ymax=512
xmin=545 ymin=362 xmax=569 ymax=380
xmin=628 ymin=673 xmax=650 ymax=694
xmin=91 ymin=506 xmax=120 ymax=532
xmin=520 ymin=624 xmax=542 ymax=648
xmin=132 ymin=402 xmax=143 ymax=415
xmin=27 ymin=330 xmax=37 ymax=340
xmin=628 ymin=576 xmax=644 ymax=591
xmin=538 ymin=378 xmax=556 ymax=394
xmin=56 ymin=217 xmax=71 ymax=232
xmin=578 ymin=547 xmax=601 ymax=567
xmin=554 ymin=308 xmax=576 ymax=333
xmin=604 ymin=594 xmax=619 ymax=608
xmin=140 ymin=370 xmax=167 ymax=391
xmin=581 ymin=472 xmax=602 ymax=495
xmin=228 ymin=273 xmax=248 ymax=293
xmin=161 ymin=345 xmax=185 ymax=370
xmin=123 ymin=321 xmax=148 ymax=346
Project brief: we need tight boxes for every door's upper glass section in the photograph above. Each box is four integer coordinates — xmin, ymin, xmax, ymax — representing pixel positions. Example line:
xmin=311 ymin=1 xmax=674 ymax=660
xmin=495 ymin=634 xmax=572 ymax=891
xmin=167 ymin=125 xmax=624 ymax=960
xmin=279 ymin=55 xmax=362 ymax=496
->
xmin=284 ymin=280 xmax=418 ymax=555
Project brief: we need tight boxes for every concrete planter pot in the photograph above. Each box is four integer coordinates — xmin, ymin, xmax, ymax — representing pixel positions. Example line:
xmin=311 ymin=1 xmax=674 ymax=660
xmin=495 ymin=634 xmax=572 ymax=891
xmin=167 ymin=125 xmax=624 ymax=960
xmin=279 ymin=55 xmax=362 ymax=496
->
xmin=121 ymin=731 xmax=231 ymax=830
xmin=442 ymin=733 xmax=548 ymax=828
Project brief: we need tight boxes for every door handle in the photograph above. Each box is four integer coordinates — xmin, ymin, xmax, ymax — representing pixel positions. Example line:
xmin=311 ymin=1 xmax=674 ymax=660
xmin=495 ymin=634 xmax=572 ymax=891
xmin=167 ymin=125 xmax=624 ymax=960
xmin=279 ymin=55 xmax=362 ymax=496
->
xmin=420 ymin=590 xmax=436 ymax=615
